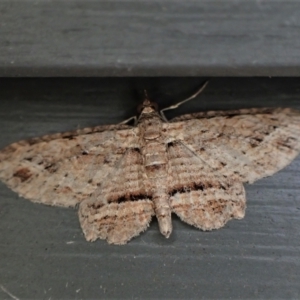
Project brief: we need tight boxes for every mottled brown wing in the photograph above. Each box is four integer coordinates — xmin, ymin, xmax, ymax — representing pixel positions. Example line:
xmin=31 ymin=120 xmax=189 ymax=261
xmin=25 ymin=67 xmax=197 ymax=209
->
xmin=79 ymin=200 xmax=154 ymax=245
xmin=168 ymin=108 xmax=300 ymax=183
xmin=78 ymin=148 xmax=155 ymax=244
xmin=167 ymin=141 xmax=246 ymax=230
xmin=0 ymin=124 xmax=139 ymax=207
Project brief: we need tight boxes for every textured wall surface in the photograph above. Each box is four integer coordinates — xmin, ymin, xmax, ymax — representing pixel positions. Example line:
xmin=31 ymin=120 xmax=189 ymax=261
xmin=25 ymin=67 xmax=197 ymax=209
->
xmin=1 ymin=0 xmax=300 ymax=76
xmin=0 ymin=78 xmax=299 ymax=299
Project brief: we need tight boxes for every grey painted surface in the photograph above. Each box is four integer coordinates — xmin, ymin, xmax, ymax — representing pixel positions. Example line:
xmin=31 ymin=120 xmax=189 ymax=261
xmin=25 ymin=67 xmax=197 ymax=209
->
xmin=1 ymin=1 xmax=300 ymax=76
xmin=0 ymin=78 xmax=300 ymax=299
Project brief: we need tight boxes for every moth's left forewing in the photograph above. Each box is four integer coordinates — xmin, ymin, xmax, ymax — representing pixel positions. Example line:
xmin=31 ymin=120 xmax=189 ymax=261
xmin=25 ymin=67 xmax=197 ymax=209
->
xmin=167 ymin=108 xmax=300 ymax=183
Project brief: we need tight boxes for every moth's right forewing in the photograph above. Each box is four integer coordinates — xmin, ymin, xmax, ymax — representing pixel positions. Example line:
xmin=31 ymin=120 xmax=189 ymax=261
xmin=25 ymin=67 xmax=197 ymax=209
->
xmin=0 ymin=124 xmax=137 ymax=207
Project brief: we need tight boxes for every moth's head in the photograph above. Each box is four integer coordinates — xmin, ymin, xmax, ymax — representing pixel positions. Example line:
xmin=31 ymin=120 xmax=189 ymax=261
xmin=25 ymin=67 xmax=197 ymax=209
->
xmin=137 ymin=91 xmax=159 ymax=115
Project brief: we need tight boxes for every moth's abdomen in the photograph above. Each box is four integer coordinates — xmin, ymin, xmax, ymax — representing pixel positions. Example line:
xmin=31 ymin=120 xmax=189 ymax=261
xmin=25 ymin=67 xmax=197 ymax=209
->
xmin=143 ymin=142 xmax=168 ymax=165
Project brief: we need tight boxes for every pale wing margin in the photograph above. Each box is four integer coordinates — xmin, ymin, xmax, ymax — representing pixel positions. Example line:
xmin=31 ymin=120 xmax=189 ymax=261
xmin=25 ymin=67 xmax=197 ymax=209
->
xmin=0 ymin=123 xmax=138 ymax=207
xmin=168 ymin=108 xmax=300 ymax=183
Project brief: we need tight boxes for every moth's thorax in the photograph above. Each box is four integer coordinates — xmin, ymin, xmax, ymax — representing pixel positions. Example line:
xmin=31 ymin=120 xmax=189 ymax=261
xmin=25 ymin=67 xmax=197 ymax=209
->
xmin=137 ymin=108 xmax=168 ymax=177
xmin=138 ymin=112 xmax=164 ymax=140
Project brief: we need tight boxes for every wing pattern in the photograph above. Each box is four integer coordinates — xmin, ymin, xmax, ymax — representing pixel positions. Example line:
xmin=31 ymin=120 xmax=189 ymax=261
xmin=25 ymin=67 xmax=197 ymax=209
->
xmin=1 ymin=105 xmax=300 ymax=245
xmin=167 ymin=141 xmax=246 ymax=230
xmin=0 ymin=124 xmax=138 ymax=207
xmin=78 ymin=148 xmax=155 ymax=245
xmin=168 ymin=108 xmax=300 ymax=183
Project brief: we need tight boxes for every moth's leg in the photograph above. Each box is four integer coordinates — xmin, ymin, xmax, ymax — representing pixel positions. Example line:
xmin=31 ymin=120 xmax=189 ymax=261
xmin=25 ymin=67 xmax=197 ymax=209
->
xmin=160 ymin=81 xmax=209 ymax=121
xmin=119 ymin=115 xmax=137 ymax=125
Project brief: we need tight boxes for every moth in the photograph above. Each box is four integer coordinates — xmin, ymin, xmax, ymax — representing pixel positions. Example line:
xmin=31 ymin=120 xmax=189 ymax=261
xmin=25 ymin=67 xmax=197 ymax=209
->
xmin=0 ymin=82 xmax=300 ymax=245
